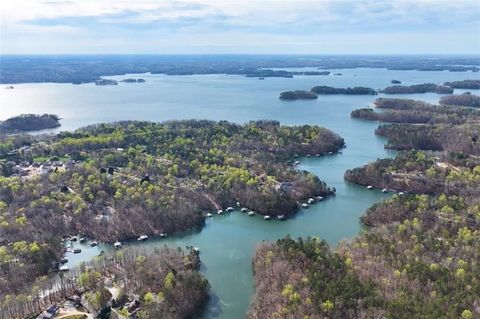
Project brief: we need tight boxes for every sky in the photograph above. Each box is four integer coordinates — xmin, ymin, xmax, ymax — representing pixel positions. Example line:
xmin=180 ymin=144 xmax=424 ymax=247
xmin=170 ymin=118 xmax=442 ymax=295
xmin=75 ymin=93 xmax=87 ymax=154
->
xmin=1 ymin=0 xmax=479 ymax=55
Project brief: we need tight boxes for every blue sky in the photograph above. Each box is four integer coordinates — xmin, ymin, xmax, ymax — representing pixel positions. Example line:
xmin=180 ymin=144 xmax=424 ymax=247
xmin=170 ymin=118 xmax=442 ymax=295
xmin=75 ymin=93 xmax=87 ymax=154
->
xmin=1 ymin=0 xmax=479 ymax=54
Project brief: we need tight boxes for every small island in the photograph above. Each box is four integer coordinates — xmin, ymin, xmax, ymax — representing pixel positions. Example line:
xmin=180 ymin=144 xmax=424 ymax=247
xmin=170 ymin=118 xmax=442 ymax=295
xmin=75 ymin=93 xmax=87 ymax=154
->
xmin=379 ymin=83 xmax=453 ymax=94
xmin=121 ymin=78 xmax=146 ymax=83
xmin=0 ymin=114 xmax=61 ymax=133
xmin=440 ymin=92 xmax=480 ymax=107
xmin=311 ymin=85 xmax=377 ymax=95
xmin=391 ymin=79 xmax=401 ymax=84
xmin=290 ymin=71 xmax=330 ymax=76
xmin=443 ymin=79 xmax=480 ymax=89
xmin=279 ymin=90 xmax=318 ymax=100
xmin=95 ymin=78 xmax=118 ymax=85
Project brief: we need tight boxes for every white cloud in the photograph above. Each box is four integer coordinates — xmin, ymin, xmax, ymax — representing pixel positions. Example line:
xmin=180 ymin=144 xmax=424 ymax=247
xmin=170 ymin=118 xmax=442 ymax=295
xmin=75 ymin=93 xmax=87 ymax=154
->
xmin=1 ymin=0 xmax=479 ymax=54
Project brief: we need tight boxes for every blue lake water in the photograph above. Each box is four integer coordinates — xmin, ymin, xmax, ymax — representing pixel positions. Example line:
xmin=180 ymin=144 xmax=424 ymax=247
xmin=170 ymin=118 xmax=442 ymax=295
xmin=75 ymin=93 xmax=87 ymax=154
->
xmin=1 ymin=68 xmax=479 ymax=318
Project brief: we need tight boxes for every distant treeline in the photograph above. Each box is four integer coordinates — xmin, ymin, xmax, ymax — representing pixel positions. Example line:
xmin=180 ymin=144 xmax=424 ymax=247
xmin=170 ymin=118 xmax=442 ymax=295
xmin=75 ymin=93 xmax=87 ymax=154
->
xmin=440 ymin=92 xmax=480 ymax=108
xmin=379 ymin=83 xmax=453 ymax=94
xmin=1 ymin=55 xmax=479 ymax=84
xmin=279 ymin=86 xmax=377 ymax=99
xmin=0 ymin=114 xmax=61 ymax=133
xmin=444 ymin=79 xmax=480 ymax=89
xmin=351 ymin=98 xmax=480 ymax=124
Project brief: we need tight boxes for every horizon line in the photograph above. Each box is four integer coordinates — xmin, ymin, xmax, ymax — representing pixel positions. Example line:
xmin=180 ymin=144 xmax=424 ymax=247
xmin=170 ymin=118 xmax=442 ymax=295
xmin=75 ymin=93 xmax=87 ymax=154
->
xmin=1 ymin=53 xmax=479 ymax=57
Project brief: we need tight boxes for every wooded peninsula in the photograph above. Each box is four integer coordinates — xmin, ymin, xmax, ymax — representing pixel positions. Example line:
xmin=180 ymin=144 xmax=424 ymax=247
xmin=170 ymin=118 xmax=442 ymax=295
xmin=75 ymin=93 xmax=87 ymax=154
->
xmin=0 ymin=119 xmax=344 ymax=318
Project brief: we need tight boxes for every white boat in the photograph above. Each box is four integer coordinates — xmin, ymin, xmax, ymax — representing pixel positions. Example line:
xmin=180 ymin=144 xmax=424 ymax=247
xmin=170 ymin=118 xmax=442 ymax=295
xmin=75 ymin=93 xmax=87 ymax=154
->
xmin=366 ymin=185 xmax=373 ymax=190
xmin=226 ymin=207 xmax=234 ymax=212
xmin=398 ymin=192 xmax=404 ymax=196
xmin=294 ymin=161 xmax=300 ymax=165
xmin=114 ymin=241 xmax=122 ymax=248
xmin=241 ymin=208 xmax=248 ymax=213
xmin=160 ymin=233 xmax=167 ymax=238
xmin=236 ymin=202 xmax=241 ymax=207
xmin=217 ymin=209 xmax=223 ymax=215
xmin=277 ymin=214 xmax=285 ymax=220
xmin=316 ymin=196 xmax=324 ymax=201
xmin=207 ymin=213 xmax=213 ymax=218
xmin=248 ymin=211 xmax=255 ymax=216
xmin=382 ymin=188 xmax=388 ymax=193
xmin=193 ymin=247 xmax=200 ymax=253
xmin=264 ymin=215 xmax=271 ymax=220
xmin=59 ymin=265 xmax=69 ymax=271
xmin=138 ymin=235 xmax=148 ymax=241
xmin=307 ymin=198 xmax=315 ymax=204
xmin=302 ymin=203 xmax=309 ymax=208
xmin=90 ymin=241 xmax=98 ymax=247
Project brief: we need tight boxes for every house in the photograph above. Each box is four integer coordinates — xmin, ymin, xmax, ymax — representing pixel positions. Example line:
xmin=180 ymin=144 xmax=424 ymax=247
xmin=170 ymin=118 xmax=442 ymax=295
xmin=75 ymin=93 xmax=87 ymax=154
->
xmin=36 ymin=305 xmax=59 ymax=319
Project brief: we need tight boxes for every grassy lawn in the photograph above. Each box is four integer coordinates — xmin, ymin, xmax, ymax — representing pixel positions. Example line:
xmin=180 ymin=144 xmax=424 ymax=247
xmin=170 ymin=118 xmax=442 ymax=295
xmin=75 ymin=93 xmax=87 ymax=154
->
xmin=33 ymin=155 xmax=70 ymax=163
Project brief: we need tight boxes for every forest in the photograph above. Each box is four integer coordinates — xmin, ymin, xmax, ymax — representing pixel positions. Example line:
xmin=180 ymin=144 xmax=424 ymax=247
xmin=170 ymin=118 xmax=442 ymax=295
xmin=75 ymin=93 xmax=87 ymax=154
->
xmin=0 ymin=114 xmax=61 ymax=133
xmin=0 ymin=119 xmax=344 ymax=313
xmin=1 ymin=246 xmax=209 ymax=319
xmin=279 ymin=90 xmax=318 ymax=100
xmin=350 ymin=97 xmax=480 ymax=154
xmin=443 ymin=79 xmax=480 ymax=89
xmin=351 ymin=98 xmax=480 ymax=124
xmin=249 ymin=96 xmax=480 ymax=318
xmin=379 ymin=83 xmax=453 ymax=94
xmin=310 ymin=86 xmax=377 ymax=95
xmin=251 ymin=151 xmax=480 ymax=318
xmin=439 ymin=93 xmax=480 ymax=108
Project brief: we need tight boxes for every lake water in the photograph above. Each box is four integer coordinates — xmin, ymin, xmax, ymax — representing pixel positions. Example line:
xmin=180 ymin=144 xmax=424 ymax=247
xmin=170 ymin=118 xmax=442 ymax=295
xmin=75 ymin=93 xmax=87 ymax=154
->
xmin=1 ymin=68 xmax=479 ymax=318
